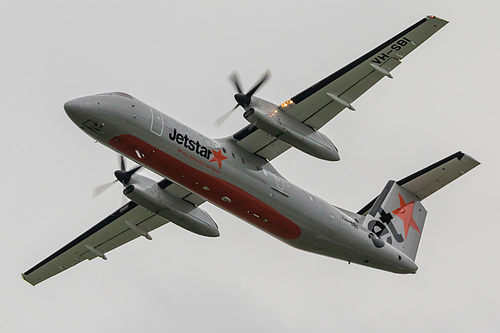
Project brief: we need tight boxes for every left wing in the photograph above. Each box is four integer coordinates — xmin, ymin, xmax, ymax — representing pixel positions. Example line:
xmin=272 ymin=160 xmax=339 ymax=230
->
xmin=22 ymin=202 xmax=168 ymax=286
xmin=23 ymin=180 xmax=207 ymax=286
xmin=234 ymin=16 xmax=448 ymax=160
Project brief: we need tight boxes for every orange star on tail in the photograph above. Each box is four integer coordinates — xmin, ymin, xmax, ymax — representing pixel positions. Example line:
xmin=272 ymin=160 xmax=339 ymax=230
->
xmin=392 ymin=193 xmax=421 ymax=239
xmin=209 ymin=149 xmax=227 ymax=169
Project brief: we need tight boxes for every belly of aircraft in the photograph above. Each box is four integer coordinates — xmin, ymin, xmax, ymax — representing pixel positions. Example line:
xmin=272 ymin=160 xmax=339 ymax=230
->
xmin=109 ymin=134 xmax=302 ymax=240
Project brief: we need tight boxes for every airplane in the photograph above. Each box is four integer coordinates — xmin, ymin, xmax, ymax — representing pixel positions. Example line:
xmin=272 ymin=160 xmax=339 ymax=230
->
xmin=23 ymin=15 xmax=479 ymax=286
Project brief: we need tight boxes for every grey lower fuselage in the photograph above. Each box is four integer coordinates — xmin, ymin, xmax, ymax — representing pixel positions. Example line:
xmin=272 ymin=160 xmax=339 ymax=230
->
xmin=65 ymin=93 xmax=417 ymax=274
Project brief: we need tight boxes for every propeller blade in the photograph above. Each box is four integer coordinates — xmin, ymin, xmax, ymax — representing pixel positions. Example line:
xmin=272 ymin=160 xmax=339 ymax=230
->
xmin=214 ymin=105 xmax=238 ymax=128
xmin=127 ymin=165 xmax=142 ymax=177
xmin=228 ymin=71 xmax=243 ymax=94
xmin=246 ymin=70 xmax=271 ymax=97
xmin=93 ymin=180 xmax=118 ymax=198
xmin=120 ymin=155 xmax=126 ymax=171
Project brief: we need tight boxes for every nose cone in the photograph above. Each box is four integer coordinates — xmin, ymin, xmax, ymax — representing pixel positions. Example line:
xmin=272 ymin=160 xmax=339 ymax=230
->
xmin=64 ymin=98 xmax=83 ymax=118
xmin=64 ymin=97 xmax=97 ymax=126
xmin=234 ymin=93 xmax=251 ymax=108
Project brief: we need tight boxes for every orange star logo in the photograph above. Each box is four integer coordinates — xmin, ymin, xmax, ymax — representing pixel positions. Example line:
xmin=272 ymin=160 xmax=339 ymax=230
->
xmin=392 ymin=193 xmax=421 ymax=239
xmin=209 ymin=149 xmax=227 ymax=169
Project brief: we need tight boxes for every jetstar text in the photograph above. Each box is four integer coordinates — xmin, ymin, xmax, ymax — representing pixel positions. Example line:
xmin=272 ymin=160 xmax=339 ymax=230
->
xmin=169 ymin=128 xmax=213 ymax=160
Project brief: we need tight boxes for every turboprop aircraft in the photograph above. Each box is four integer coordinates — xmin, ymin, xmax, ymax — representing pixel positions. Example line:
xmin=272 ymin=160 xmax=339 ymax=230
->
xmin=23 ymin=15 xmax=479 ymax=286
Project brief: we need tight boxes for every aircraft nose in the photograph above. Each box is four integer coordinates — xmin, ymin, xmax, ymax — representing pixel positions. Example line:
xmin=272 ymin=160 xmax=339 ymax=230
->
xmin=64 ymin=98 xmax=83 ymax=117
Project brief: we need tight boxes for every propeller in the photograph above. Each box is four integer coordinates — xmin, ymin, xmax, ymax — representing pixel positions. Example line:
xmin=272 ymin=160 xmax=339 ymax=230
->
xmin=214 ymin=70 xmax=271 ymax=128
xmin=93 ymin=156 xmax=142 ymax=198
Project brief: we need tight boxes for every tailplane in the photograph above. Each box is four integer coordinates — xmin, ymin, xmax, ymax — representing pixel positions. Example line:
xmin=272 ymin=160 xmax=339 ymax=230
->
xmin=359 ymin=152 xmax=479 ymax=261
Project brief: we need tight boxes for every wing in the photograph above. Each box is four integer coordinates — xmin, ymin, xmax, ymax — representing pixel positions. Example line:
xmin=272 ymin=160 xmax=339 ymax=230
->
xmin=22 ymin=202 xmax=164 ymax=286
xmin=23 ymin=181 xmax=206 ymax=286
xmin=234 ymin=16 xmax=448 ymax=160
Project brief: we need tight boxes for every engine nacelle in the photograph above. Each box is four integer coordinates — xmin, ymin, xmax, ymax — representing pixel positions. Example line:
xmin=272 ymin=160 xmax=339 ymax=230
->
xmin=123 ymin=177 xmax=219 ymax=237
xmin=244 ymin=107 xmax=339 ymax=161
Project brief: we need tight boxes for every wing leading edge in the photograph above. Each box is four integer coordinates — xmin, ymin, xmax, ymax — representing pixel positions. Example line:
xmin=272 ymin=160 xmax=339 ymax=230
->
xmin=234 ymin=16 xmax=448 ymax=161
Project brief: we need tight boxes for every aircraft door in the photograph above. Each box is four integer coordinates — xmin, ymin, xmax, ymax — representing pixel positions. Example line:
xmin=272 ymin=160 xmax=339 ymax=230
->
xmin=149 ymin=106 xmax=164 ymax=136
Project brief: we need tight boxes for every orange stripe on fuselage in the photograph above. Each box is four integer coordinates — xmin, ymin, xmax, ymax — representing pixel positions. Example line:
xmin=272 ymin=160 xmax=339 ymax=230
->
xmin=109 ymin=134 xmax=301 ymax=240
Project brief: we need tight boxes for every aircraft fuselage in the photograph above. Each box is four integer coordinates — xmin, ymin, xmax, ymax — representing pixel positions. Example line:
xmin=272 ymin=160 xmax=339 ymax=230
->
xmin=64 ymin=92 xmax=418 ymax=274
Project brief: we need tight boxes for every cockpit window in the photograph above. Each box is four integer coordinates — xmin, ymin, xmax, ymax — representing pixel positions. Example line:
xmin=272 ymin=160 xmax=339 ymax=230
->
xmin=111 ymin=92 xmax=134 ymax=99
xmin=96 ymin=92 xmax=134 ymax=100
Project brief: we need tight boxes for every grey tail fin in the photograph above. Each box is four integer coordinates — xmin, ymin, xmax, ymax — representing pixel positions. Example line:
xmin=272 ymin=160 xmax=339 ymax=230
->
xmin=359 ymin=152 xmax=480 ymax=261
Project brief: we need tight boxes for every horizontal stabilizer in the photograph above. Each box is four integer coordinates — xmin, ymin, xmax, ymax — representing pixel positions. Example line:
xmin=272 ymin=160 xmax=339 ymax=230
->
xmin=396 ymin=152 xmax=479 ymax=200
xmin=358 ymin=152 xmax=480 ymax=216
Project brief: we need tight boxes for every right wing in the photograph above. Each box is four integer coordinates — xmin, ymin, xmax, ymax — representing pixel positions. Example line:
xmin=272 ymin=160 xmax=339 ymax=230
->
xmin=234 ymin=16 xmax=448 ymax=161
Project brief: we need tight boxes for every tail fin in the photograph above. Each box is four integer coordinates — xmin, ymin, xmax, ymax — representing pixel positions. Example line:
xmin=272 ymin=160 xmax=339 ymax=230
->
xmin=359 ymin=152 xmax=479 ymax=261
xmin=363 ymin=181 xmax=427 ymax=260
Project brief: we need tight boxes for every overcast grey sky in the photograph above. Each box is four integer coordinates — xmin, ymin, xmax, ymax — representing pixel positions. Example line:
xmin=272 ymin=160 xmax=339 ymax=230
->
xmin=2 ymin=0 xmax=498 ymax=332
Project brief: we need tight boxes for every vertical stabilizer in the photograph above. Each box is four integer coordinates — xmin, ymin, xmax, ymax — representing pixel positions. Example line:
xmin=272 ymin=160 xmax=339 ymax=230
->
xmin=364 ymin=181 xmax=427 ymax=260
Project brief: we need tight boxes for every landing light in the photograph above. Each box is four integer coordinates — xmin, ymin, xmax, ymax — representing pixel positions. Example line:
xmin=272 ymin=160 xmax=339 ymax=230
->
xmin=280 ymin=99 xmax=294 ymax=108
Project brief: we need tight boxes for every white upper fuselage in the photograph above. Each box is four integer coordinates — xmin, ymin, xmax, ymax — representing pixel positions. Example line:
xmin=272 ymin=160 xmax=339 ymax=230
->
xmin=64 ymin=92 xmax=418 ymax=274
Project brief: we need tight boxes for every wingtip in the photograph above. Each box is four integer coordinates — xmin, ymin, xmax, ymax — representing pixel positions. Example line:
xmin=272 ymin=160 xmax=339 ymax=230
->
xmin=463 ymin=153 xmax=481 ymax=167
xmin=427 ymin=15 xmax=449 ymax=24
xmin=21 ymin=273 xmax=36 ymax=286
